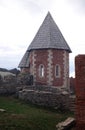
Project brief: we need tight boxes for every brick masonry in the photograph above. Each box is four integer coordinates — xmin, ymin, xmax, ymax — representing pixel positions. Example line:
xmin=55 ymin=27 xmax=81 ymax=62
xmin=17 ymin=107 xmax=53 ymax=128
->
xmin=47 ymin=49 xmax=53 ymax=86
xmin=63 ymin=51 xmax=69 ymax=89
xmin=31 ymin=51 xmax=37 ymax=85
xmin=30 ymin=49 xmax=69 ymax=88
xmin=25 ymin=49 xmax=70 ymax=89
xmin=75 ymin=55 xmax=85 ymax=130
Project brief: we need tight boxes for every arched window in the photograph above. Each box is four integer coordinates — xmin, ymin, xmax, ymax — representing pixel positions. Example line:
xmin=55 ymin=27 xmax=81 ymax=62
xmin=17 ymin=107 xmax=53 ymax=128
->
xmin=39 ymin=65 xmax=44 ymax=77
xmin=55 ymin=64 xmax=60 ymax=78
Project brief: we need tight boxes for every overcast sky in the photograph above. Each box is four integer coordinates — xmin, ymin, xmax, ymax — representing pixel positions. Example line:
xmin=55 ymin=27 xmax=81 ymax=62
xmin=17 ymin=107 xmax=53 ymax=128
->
xmin=0 ymin=0 xmax=85 ymax=77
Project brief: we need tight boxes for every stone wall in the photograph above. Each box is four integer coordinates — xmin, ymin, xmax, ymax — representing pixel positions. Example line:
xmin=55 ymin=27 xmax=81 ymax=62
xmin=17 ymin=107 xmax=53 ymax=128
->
xmin=0 ymin=75 xmax=17 ymax=95
xmin=75 ymin=55 xmax=85 ymax=129
xmin=19 ymin=85 xmax=70 ymax=110
xmin=70 ymin=77 xmax=75 ymax=94
xmin=0 ymin=72 xmax=76 ymax=111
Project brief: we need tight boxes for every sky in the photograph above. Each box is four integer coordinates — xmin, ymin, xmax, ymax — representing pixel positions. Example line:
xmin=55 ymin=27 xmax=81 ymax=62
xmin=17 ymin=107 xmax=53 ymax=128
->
xmin=0 ymin=0 xmax=85 ymax=77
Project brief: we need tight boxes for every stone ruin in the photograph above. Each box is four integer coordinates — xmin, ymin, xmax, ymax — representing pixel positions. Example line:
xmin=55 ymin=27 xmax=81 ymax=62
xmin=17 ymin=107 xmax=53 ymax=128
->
xmin=0 ymin=70 xmax=76 ymax=112
xmin=0 ymin=74 xmax=17 ymax=95
xmin=19 ymin=85 xmax=70 ymax=111
xmin=17 ymin=73 xmax=75 ymax=111
xmin=75 ymin=55 xmax=85 ymax=129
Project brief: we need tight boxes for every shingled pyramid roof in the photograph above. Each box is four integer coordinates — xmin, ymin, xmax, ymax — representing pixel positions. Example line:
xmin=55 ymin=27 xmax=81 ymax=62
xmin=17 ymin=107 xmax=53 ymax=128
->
xmin=19 ymin=12 xmax=71 ymax=68
xmin=27 ymin=12 xmax=71 ymax=52
xmin=18 ymin=51 xmax=30 ymax=68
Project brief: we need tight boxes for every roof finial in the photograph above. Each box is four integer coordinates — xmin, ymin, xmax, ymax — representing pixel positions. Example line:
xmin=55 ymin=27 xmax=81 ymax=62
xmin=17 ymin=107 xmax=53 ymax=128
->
xmin=47 ymin=11 xmax=51 ymax=15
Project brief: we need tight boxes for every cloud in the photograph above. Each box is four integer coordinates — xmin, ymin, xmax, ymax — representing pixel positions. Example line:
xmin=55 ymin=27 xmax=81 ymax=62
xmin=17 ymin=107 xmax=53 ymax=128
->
xmin=16 ymin=0 xmax=54 ymax=14
xmin=66 ymin=0 xmax=85 ymax=14
xmin=0 ymin=43 xmax=25 ymax=69
xmin=0 ymin=0 xmax=3 ymax=5
xmin=17 ymin=0 xmax=42 ymax=13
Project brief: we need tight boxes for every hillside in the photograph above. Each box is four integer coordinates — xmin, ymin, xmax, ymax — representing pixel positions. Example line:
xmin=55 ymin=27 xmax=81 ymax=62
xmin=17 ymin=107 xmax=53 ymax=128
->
xmin=0 ymin=68 xmax=20 ymax=76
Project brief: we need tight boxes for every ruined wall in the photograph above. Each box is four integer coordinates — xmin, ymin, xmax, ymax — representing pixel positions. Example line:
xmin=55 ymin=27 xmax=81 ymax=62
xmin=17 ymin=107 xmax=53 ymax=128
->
xmin=19 ymin=85 xmax=70 ymax=110
xmin=0 ymin=75 xmax=17 ymax=95
xmin=70 ymin=77 xmax=75 ymax=94
xmin=75 ymin=55 xmax=85 ymax=129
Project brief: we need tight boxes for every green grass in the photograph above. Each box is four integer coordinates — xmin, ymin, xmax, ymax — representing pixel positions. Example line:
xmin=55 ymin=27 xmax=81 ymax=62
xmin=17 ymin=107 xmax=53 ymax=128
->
xmin=0 ymin=96 xmax=74 ymax=130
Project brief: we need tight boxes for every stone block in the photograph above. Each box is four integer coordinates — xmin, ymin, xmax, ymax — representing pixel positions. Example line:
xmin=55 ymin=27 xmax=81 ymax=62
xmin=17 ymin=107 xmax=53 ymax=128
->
xmin=56 ymin=117 xmax=75 ymax=130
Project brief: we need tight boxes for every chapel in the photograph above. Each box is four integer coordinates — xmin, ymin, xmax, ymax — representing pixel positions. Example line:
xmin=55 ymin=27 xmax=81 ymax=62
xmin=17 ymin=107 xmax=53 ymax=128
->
xmin=19 ymin=12 xmax=71 ymax=89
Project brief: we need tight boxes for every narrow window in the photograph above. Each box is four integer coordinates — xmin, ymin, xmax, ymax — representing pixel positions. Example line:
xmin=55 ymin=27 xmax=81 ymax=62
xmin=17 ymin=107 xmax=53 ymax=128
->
xmin=39 ymin=65 xmax=44 ymax=77
xmin=55 ymin=65 xmax=60 ymax=78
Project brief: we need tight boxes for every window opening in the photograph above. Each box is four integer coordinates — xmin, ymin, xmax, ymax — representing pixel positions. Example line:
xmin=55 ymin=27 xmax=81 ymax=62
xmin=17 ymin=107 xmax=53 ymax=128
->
xmin=39 ymin=65 xmax=44 ymax=77
xmin=55 ymin=65 xmax=60 ymax=77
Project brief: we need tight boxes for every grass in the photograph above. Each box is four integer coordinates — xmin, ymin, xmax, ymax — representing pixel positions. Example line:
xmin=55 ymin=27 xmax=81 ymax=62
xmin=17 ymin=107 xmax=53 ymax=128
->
xmin=0 ymin=96 xmax=74 ymax=130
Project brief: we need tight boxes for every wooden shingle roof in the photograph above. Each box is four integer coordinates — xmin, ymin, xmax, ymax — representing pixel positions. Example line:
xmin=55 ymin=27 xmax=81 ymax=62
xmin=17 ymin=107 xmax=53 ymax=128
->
xmin=28 ymin=12 xmax=71 ymax=52
xmin=18 ymin=51 xmax=29 ymax=68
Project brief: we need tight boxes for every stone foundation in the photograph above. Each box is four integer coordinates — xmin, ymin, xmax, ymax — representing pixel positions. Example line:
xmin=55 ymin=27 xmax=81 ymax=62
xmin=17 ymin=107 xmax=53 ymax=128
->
xmin=19 ymin=85 xmax=72 ymax=110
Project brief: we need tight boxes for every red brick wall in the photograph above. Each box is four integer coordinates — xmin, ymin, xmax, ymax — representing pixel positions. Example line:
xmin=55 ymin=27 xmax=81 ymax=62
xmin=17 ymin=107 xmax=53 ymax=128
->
xmin=34 ymin=49 xmax=48 ymax=85
xmin=30 ymin=49 xmax=69 ymax=87
xmin=75 ymin=55 xmax=85 ymax=129
xmin=21 ymin=49 xmax=69 ymax=88
xmin=52 ymin=50 xmax=64 ymax=86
